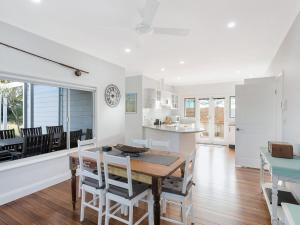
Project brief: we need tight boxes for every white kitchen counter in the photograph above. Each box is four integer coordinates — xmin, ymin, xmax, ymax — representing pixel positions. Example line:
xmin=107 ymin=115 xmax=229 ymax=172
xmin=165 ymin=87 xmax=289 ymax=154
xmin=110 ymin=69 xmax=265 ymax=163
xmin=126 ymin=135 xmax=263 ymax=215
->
xmin=143 ymin=124 xmax=205 ymax=133
xmin=143 ymin=124 xmax=205 ymax=154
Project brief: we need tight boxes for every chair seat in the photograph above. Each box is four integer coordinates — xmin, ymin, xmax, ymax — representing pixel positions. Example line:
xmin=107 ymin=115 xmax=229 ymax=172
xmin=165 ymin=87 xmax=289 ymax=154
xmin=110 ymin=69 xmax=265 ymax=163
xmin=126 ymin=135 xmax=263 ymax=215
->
xmin=162 ymin=176 xmax=193 ymax=196
xmin=82 ymin=171 xmax=122 ymax=189
xmin=82 ymin=177 xmax=105 ymax=189
xmin=108 ymin=180 xmax=150 ymax=199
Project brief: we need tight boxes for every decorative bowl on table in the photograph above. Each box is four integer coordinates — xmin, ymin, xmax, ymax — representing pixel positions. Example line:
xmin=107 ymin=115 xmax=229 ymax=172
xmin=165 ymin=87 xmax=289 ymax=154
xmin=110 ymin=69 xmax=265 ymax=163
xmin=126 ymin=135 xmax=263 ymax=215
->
xmin=113 ymin=144 xmax=149 ymax=157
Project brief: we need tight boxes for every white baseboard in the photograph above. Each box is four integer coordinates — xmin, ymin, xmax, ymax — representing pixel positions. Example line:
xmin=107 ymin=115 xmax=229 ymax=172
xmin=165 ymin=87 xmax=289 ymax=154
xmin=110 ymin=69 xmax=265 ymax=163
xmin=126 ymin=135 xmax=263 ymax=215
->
xmin=235 ymin=156 xmax=259 ymax=169
xmin=0 ymin=171 xmax=71 ymax=206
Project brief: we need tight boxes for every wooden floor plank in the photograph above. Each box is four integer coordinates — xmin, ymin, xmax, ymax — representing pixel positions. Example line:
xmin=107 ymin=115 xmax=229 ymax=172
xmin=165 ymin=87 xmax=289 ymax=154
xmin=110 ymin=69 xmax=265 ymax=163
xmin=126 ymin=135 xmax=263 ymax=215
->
xmin=0 ymin=145 xmax=271 ymax=225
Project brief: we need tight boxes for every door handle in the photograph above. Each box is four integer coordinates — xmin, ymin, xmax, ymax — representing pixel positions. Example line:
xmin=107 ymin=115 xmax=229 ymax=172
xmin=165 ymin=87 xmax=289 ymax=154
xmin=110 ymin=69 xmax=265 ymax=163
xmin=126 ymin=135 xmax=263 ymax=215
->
xmin=236 ymin=128 xmax=242 ymax=131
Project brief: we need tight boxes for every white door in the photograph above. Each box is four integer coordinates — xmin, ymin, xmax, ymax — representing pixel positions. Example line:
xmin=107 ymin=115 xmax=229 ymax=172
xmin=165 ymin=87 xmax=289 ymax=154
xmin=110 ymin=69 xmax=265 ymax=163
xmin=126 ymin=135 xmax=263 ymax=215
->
xmin=198 ymin=97 xmax=226 ymax=145
xmin=235 ymin=77 xmax=281 ymax=168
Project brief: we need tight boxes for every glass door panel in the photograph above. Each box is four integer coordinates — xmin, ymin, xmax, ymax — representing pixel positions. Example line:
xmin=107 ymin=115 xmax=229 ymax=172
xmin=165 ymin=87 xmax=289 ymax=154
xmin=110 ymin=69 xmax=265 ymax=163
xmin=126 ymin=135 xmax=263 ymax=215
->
xmin=213 ymin=98 xmax=225 ymax=139
xmin=199 ymin=98 xmax=210 ymax=138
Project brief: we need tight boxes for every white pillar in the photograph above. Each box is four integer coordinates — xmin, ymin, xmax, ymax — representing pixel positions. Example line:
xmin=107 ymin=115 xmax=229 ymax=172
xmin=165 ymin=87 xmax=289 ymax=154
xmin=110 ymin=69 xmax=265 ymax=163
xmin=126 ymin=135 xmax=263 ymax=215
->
xmin=0 ymin=96 xmax=2 ymax=130
xmin=3 ymin=97 xmax=7 ymax=129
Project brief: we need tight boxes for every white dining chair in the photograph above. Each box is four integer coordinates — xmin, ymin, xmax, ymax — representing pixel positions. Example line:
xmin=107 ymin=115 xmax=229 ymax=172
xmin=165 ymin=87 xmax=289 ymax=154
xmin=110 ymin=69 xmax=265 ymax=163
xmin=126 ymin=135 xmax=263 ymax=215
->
xmin=103 ymin=153 xmax=154 ymax=225
xmin=150 ymin=139 xmax=169 ymax=150
xmin=131 ymin=139 xmax=150 ymax=148
xmin=77 ymin=139 xmax=97 ymax=199
xmin=78 ymin=139 xmax=106 ymax=225
xmin=161 ymin=150 xmax=196 ymax=225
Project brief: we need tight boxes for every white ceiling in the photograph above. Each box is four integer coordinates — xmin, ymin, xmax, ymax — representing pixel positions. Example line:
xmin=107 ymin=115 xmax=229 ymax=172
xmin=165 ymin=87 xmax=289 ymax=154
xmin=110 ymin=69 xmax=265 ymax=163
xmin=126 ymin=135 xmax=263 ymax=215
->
xmin=0 ymin=0 xmax=300 ymax=85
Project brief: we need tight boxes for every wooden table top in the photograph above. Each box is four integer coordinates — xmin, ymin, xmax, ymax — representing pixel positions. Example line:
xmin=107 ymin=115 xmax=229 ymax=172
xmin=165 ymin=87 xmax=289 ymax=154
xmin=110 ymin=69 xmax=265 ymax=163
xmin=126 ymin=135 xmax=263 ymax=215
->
xmin=69 ymin=148 xmax=186 ymax=178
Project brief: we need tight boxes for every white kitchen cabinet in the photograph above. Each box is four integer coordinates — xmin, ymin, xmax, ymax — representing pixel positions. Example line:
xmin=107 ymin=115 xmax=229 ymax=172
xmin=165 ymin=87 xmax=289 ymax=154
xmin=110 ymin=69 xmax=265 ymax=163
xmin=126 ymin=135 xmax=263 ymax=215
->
xmin=143 ymin=88 xmax=157 ymax=108
xmin=171 ymin=94 xmax=179 ymax=109
xmin=143 ymin=88 xmax=178 ymax=109
xmin=161 ymin=91 xmax=172 ymax=107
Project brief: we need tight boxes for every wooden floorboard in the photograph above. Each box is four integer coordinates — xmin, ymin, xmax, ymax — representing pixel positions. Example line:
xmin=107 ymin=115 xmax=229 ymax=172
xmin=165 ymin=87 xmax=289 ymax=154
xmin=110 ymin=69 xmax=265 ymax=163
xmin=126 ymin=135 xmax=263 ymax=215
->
xmin=0 ymin=145 xmax=271 ymax=225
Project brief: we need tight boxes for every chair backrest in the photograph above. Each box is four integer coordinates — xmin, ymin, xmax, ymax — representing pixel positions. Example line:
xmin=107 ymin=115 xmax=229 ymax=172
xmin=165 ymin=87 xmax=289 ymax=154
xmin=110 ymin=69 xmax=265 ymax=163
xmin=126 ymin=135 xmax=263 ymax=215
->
xmin=21 ymin=127 xmax=42 ymax=137
xmin=0 ymin=129 xmax=15 ymax=139
xmin=46 ymin=125 xmax=64 ymax=134
xmin=182 ymin=150 xmax=196 ymax=194
xmin=22 ymin=134 xmax=48 ymax=157
xmin=78 ymin=138 xmax=97 ymax=150
xmin=41 ymin=134 xmax=53 ymax=154
xmin=103 ymin=153 xmax=133 ymax=197
xmin=150 ymin=139 xmax=169 ymax=150
xmin=85 ymin=128 xmax=93 ymax=140
xmin=78 ymin=139 xmax=103 ymax=188
xmin=131 ymin=139 xmax=149 ymax=148
xmin=70 ymin=129 xmax=82 ymax=148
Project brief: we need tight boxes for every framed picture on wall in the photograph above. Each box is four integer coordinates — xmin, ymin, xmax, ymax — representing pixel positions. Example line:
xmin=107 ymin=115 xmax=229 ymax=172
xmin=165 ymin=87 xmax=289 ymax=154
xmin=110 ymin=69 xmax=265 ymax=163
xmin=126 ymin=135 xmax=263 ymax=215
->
xmin=126 ymin=93 xmax=137 ymax=113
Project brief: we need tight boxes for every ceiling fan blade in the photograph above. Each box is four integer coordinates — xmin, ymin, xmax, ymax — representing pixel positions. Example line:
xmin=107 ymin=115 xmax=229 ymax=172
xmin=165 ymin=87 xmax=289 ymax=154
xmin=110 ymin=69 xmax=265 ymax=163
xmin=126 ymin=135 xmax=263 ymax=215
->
xmin=142 ymin=0 xmax=160 ymax=26
xmin=152 ymin=27 xmax=190 ymax=36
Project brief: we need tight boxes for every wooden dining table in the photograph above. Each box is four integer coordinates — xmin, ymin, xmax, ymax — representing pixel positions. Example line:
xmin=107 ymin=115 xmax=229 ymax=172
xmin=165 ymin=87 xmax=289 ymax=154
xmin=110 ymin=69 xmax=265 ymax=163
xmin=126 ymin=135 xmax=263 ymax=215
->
xmin=69 ymin=148 xmax=186 ymax=225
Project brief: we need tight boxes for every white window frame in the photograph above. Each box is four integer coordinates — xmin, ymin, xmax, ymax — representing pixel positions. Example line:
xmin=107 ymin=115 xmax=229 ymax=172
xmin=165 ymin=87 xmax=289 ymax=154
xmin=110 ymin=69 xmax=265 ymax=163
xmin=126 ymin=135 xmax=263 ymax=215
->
xmin=0 ymin=70 xmax=97 ymax=169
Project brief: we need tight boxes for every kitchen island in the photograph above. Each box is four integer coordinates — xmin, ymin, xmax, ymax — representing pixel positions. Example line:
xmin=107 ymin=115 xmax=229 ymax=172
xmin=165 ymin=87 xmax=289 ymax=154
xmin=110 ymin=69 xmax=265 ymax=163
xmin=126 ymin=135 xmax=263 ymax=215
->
xmin=143 ymin=124 xmax=205 ymax=155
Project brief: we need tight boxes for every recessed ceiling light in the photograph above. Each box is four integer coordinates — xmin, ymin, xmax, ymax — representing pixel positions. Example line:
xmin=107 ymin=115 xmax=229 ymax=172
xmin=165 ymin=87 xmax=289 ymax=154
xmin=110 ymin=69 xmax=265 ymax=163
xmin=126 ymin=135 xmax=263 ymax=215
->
xmin=236 ymin=70 xmax=241 ymax=74
xmin=31 ymin=0 xmax=41 ymax=3
xmin=179 ymin=61 xmax=185 ymax=65
xmin=177 ymin=76 xmax=182 ymax=81
xmin=124 ymin=48 xmax=131 ymax=53
xmin=161 ymin=68 xmax=165 ymax=72
xmin=227 ymin=21 xmax=236 ymax=29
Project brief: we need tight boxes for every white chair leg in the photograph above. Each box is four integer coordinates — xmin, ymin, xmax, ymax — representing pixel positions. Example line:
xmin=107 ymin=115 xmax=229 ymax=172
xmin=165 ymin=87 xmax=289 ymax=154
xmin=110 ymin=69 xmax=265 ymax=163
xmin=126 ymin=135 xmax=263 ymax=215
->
xmin=104 ymin=198 xmax=110 ymax=225
xmin=162 ymin=199 xmax=167 ymax=214
xmin=182 ymin=201 xmax=188 ymax=225
xmin=124 ymin=205 xmax=128 ymax=216
xmin=98 ymin=197 xmax=103 ymax=225
xmin=80 ymin=189 xmax=86 ymax=222
xmin=190 ymin=192 xmax=194 ymax=224
xmin=128 ymin=204 xmax=134 ymax=225
xmin=93 ymin=193 xmax=97 ymax=206
xmin=121 ymin=204 xmax=125 ymax=215
xmin=147 ymin=193 xmax=154 ymax=225
xmin=78 ymin=177 xmax=82 ymax=198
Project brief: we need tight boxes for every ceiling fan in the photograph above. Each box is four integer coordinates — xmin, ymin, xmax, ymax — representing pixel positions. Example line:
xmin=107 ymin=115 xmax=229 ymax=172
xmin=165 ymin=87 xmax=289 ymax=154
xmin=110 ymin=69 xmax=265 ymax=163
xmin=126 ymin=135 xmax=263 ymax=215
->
xmin=135 ymin=0 xmax=190 ymax=36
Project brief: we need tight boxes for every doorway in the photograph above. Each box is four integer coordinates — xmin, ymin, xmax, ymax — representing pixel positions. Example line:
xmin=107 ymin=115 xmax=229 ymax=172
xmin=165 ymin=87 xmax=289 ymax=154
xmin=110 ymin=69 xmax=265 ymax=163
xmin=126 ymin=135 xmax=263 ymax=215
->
xmin=198 ymin=97 xmax=226 ymax=144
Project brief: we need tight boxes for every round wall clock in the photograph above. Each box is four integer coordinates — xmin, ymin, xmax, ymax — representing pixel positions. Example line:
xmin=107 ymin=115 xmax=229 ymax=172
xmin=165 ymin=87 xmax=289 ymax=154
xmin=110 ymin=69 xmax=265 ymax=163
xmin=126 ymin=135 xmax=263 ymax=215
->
xmin=104 ymin=84 xmax=121 ymax=107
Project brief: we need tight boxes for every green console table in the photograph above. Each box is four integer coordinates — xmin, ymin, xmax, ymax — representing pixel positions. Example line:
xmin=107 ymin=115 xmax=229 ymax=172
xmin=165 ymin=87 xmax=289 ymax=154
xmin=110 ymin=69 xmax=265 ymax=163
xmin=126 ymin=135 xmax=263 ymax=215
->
xmin=260 ymin=148 xmax=300 ymax=225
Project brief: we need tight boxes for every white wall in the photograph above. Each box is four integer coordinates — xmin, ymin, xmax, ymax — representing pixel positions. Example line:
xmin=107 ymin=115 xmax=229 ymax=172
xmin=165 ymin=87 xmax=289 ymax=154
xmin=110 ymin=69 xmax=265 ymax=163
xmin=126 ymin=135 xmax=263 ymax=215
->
xmin=268 ymin=11 xmax=300 ymax=199
xmin=125 ymin=75 xmax=143 ymax=143
xmin=175 ymin=82 xmax=239 ymax=144
xmin=0 ymin=21 xmax=125 ymax=205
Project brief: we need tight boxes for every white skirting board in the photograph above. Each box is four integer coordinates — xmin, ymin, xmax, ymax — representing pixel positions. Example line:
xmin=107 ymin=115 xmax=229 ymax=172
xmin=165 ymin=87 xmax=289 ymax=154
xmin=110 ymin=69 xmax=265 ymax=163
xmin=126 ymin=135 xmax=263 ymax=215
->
xmin=0 ymin=171 xmax=71 ymax=205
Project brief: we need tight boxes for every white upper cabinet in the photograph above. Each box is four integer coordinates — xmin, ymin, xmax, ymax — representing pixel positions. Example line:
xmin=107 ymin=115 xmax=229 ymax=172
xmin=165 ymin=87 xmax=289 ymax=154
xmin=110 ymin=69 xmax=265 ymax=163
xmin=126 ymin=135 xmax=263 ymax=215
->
xmin=143 ymin=88 xmax=178 ymax=109
xmin=144 ymin=88 xmax=161 ymax=108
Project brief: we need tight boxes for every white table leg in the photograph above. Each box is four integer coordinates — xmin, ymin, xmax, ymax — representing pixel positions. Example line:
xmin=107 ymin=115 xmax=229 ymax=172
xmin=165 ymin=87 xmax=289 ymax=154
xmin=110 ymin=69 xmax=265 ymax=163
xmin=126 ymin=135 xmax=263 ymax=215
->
xmin=272 ymin=175 xmax=279 ymax=225
xmin=260 ymin=154 xmax=265 ymax=192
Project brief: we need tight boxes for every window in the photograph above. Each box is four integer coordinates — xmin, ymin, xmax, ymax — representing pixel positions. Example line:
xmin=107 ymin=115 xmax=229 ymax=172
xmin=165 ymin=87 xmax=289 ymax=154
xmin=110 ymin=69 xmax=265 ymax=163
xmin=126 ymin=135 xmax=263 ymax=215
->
xmin=0 ymin=79 xmax=95 ymax=163
xmin=184 ymin=98 xmax=196 ymax=117
xmin=230 ymin=96 xmax=236 ymax=118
